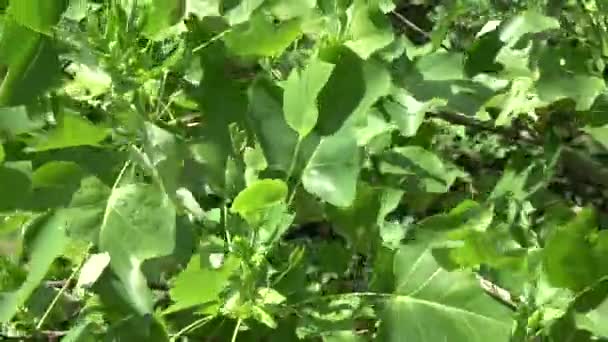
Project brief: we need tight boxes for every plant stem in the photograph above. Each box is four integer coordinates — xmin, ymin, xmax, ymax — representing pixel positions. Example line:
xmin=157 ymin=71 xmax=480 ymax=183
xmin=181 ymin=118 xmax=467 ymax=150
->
xmin=286 ymin=139 xmax=302 ymax=182
xmin=170 ymin=316 xmax=213 ymax=341
xmin=231 ymin=319 xmax=242 ymax=342
xmin=36 ymin=254 xmax=87 ymax=330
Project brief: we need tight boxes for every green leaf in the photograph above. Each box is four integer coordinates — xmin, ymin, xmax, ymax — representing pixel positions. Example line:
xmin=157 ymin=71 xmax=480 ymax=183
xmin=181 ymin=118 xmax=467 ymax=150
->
xmin=0 ymin=162 xmax=32 ymax=211
xmin=416 ymin=52 xmax=466 ymax=81
xmin=583 ymin=125 xmax=608 ymax=150
xmin=8 ymin=0 xmax=68 ymax=35
xmin=62 ymin=176 xmax=111 ymax=241
xmin=142 ymin=0 xmax=186 ymax=39
xmin=0 ymin=213 xmax=68 ymax=322
xmin=75 ymin=252 xmax=110 ymax=289
xmin=224 ymin=0 xmax=265 ymax=25
xmin=99 ymin=184 xmax=176 ymax=314
xmin=187 ymin=0 xmax=221 ymax=18
xmin=575 ymin=284 xmax=608 ymax=338
xmin=284 ymin=58 xmax=335 ymax=137
xmin=378 ymin=241 xmax=514 ymax=341
xmin=379 ymin=146 xmax=464 ymax=193
xmin=536 ymin=74 xmax=605 ymax=111
xmin=345 ymin=0 xmax=394 ymax=59
xmin=317 ymin=48 xmax=391 ymax=135
xmin=0 ymin=106 xmax=42 ymax=137
xmin=166 ymin=254 xmax=240 ymax=314
xmin=0 ymin=21 xmax=61 ymax=106
xmin=499 ymin=10 xmax=560 ymax=46
xmin=143 ymin=122 xmax=182 ymax=198
xmin=29 ymin=114 xmax=109 ymax=152
xmin=383 ymin=90 xmax=445 ymax=137
xmin=302 ymin=130 xmax=360 ymax=207
xmin=225 ymin=14 xmax=302 ymax=57
xmin=248 ymin=78 xmax=317 ymax=173
xmin=231 ymin=178 xmax=288 ymax=223
xmin=543 ymin=208 xmax=603 ymax=291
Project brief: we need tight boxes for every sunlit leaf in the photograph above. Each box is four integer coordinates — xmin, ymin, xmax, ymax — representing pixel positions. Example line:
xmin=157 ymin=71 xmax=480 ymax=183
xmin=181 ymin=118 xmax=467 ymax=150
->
xmin=99 ymin=184 xmax=176 ymax=314
xmin=284 ymin=58 xmax=335 ymax=137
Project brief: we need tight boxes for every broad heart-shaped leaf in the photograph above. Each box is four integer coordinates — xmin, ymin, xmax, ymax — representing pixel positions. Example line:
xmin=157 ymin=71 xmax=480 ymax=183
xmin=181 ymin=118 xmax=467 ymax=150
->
xmin=0 ymin=212 xmax=68 ymax=322
xmin=302 ymin=130 xmax=360 ymax=207
xmin=231 ymin=179 xmax=288 ymax=224
xmin=416 ymin=52 xmax=466 ymax=81
xmin=99 ymin=183 xmax=176 ymax=315
xmin=166 ymin=254 xmax=240 ymax=314
xmin=224 ymin=0 xmax=265 ymax=25
xmin=8 ymin=0 xmax=67 ymax=35
xmin=0 ymin=162 xmax=32 ymax=211
xmin=143 ymin=122 xmax=182 ymax=198
xmin=499 ymin=10 xmax=560 ymax=46
xmin=317 ymin=47 xmax=391 ymax=136
xmin=29 ymin=114 xmax=109 ymax=152
xmin=283 ymin=58 xmax=335 ymax=137
xmin=383 ymin=89 xmax=446 ymax=137
xmin=377 ymin=241 xmax=514 ymax=341
xmin=248 ymin=78 xmax=319 ymax=174
xmin=583 ymin=125 xmax=608 ymax=150
xmin=379 ymin=146 xmax=464 ymax=193
xmin=542 ymin=208 xmax=605 ymax=291
xmin=62 ymin=176 xmax=111 ymax=241
xmin=142 ymin=0 xmax=186 ymax=39
xmin=536 ymin=74 xmax=605 ymax=111
xmin=0 ymin=106 xmax=42 ymax=137
xmin=224 ymin=14 xmax=302 ymax=57
xmin=344 ymin=0 xmax=394 ymax=59
xmin=0 ymin=20 xmax=61 ymax=106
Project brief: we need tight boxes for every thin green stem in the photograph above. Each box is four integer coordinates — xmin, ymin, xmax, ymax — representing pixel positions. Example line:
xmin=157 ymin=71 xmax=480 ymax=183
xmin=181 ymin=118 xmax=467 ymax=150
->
xmin=170 ymin=316 xmax=213 ymax=341
xmin=36 ymin=252 xmax=88 ymax=330
xmin=230 ymin=319 xmax=242 ymax=342
xmin=286 ymin=139 xmax=302 ymax=181
xmin=192 ymin=29 xmax=231 ymax=53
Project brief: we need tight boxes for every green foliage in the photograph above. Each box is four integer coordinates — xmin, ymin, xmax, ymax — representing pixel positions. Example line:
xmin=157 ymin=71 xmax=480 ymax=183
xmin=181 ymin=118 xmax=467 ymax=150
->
xmin=2 ymin=0 xmax=608 ymax=340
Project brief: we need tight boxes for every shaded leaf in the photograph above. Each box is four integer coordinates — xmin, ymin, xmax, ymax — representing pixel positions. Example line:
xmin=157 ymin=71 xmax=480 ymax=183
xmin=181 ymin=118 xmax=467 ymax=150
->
xmin=0 ymin=213 xmax=68 ymax=322
xmin=302 ymin=130 xmax=360 ymax=207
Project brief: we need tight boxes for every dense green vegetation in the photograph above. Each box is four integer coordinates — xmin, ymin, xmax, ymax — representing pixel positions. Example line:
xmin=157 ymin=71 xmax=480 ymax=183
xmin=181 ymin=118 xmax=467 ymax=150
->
xmin=2 ymin=0 xmax=608 ymax=340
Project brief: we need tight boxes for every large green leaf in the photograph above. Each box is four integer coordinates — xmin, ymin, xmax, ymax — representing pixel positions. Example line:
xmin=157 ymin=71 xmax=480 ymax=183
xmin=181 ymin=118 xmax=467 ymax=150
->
xmin=0 ymin=212 xmax=68 ymax=322
xmin=8 ymin=0 xmax=67 ymax=35
xmin=99 ymin=184 xmax=176 ymax=315
xmin=29 ymin=114 xmax=109 ymax=152
xmin=166 ymin=254 xmax=240 ymax=314
xmin=143 ymin=123 xmax=182 ymax=198
xmin=224 ymin=14 xmax=302 ymax=57
xmin=543 ymin=208 xmax=604 ymax=291
xmin=499 ymin=10 xmax=560 ymax=46
xmin=379 ymin=146 xmax=464 ymax=193
xmin=248 ymin=78 xmax=319 ymax=174
xmin=0 ymin=20 xmax=61 ymax=106
xmin=231 ymin=178 xmax=288 ymax=224
xmin=302 ymin=130 xmax=360 ymax=207
xmin=283 ymin=58 xmax=335 ymax=137
xmin=0 ymin=106 xmax=42 ymax=137
xmin=142 ymin=0 xmax=186 ymax=39
xmin=344 ymin=0 xmax=394 ymax=59
xmin=0 ymin=162 xmax=32 ymax=211
xmin=378 ymin=241 xmax=514 ymax=341
xmin=317 ymin=48 xmax=391 ymax=135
